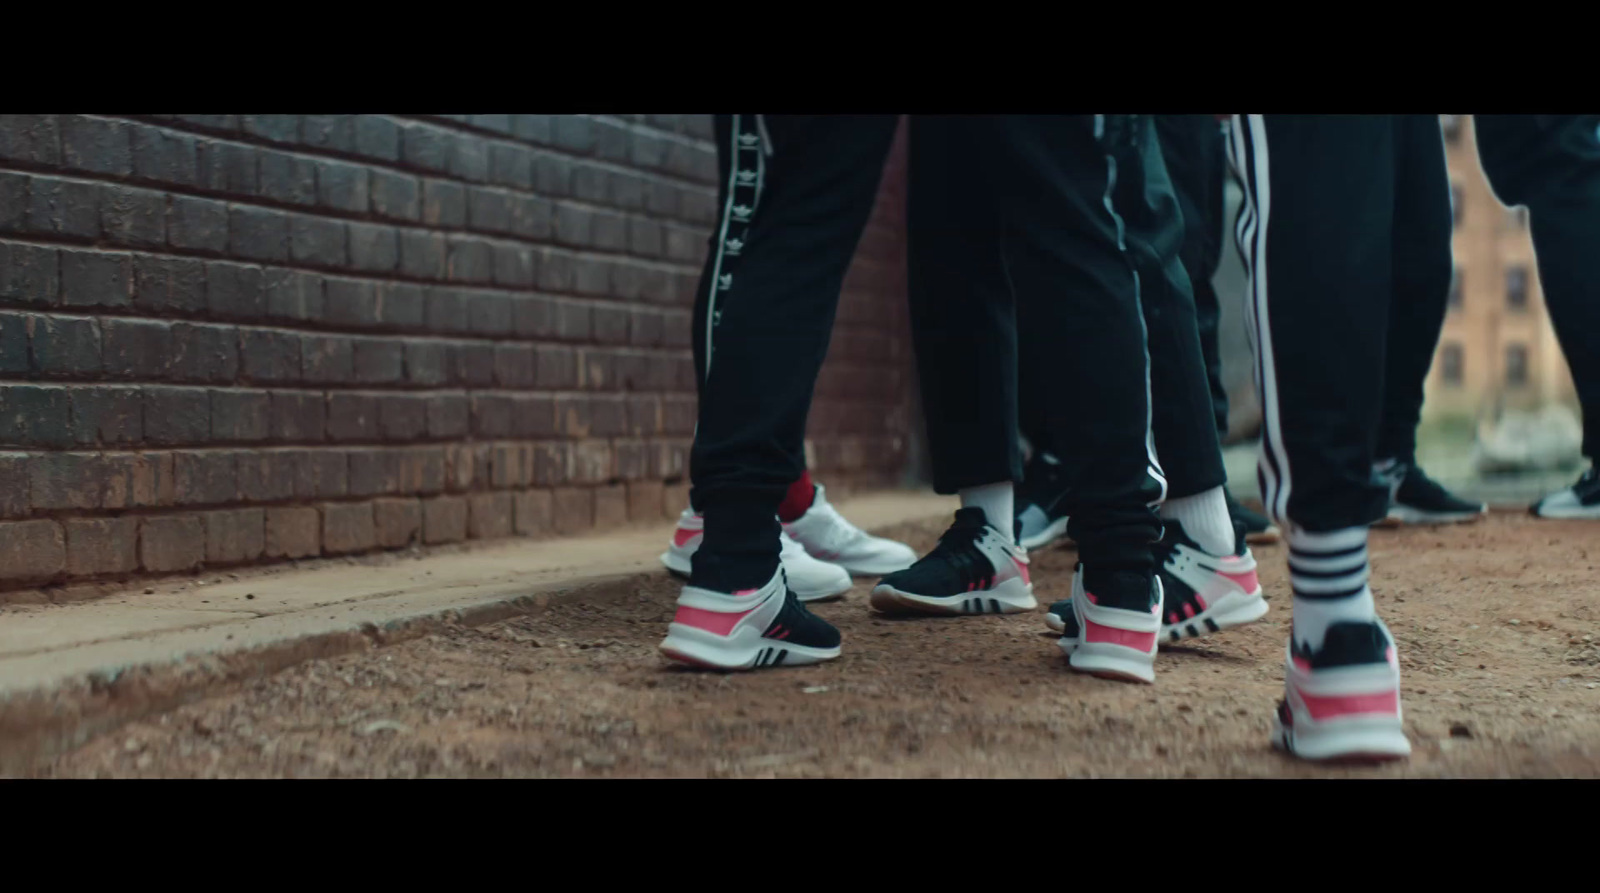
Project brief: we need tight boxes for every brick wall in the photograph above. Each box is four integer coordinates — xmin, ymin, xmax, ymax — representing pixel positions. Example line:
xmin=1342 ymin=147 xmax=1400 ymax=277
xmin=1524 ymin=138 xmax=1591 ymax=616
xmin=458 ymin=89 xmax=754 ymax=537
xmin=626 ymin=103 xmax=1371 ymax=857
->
xmin=0 ymin=115 xmax=912 ymax=595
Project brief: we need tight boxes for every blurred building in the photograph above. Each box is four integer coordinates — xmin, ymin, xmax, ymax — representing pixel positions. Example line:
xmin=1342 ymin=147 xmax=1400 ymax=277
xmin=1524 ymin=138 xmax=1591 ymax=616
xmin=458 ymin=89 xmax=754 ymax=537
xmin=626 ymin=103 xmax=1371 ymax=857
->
xmin=1425 ymin=115 xmax=1576 ymax=423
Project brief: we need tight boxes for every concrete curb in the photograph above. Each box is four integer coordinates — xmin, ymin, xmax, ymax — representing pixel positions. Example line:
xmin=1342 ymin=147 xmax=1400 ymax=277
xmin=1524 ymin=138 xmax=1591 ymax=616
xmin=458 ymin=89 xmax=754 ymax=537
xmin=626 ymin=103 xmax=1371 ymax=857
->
xmin=0 ymin=572 xmax=649 ymax=776
xmin=0 ymin=491 xmax=956 ymax=775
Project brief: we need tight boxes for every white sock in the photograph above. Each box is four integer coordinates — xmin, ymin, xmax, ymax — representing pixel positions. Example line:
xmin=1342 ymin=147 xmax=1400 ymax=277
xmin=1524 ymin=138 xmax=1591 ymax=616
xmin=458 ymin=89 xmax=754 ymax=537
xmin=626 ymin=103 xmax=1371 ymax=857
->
xmin=1159 ymin=486 xmax=1235 ymax=556
xmin=960 ymin=482 xmax=1014 ymax=543
xmin=1287 ymin=526 xmax=1378 ymax=651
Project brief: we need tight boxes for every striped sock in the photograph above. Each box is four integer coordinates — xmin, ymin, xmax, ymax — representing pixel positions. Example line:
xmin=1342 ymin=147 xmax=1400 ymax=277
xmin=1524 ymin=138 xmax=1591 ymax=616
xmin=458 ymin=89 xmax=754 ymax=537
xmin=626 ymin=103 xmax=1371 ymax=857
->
xmin=1288 ymin=526 xmax=1377 ymax=651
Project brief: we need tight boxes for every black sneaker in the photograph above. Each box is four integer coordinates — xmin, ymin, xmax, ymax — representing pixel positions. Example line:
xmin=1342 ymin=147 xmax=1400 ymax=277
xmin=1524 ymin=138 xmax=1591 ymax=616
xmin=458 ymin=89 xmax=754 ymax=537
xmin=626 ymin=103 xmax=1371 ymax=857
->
xmin=1014 ymin=452 xmax=1073 ymax=550
xmin=659 ymin=567 xmax=842 ymax=671
xmin=1044 ymin=519 xmax=1268 ymax=643
xmin=1375 ymin=459 xmax=1486 ymax=526
xmin=1530 ymin=467 xmax=1600 ymax=520
xmin=1225 ymin=491 xmax=1280 ymax=544
xmin=871 ymin=507 xmax=1036 ymax=616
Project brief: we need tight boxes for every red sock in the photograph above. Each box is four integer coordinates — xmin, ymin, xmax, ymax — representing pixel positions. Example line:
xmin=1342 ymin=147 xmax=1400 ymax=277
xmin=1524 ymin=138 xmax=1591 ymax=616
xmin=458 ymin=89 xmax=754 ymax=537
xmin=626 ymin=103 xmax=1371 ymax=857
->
xmin=777 ymin=471 xmax=816 ymax=522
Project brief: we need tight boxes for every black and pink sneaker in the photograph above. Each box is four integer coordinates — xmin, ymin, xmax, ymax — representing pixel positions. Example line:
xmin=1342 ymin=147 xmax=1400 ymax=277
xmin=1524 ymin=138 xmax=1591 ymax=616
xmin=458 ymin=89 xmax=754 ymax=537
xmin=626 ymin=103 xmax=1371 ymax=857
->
xmin=658 ymin=568 xmax=842 ymax=671
xmin=1055 ymin=566 xmax=1163 ymax=684
xmin=869 ymin=508 xmax=1035 ymax=616
xmin=1274 ymin=619 xmax=1411 ymax=762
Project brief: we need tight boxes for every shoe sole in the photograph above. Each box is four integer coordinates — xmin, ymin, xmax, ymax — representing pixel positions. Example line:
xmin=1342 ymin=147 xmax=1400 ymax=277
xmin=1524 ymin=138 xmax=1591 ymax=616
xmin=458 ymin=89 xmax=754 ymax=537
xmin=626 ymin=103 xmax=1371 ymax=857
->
xmin=1531 ymin=504 xmax=1600 ymax=520
xmin=1375 ymin=505 xmax=1487 ymax=527
xmin=1046 ymin=587 xmax=1269 ymax=642
xmin=1019 ymin=517 xmax=1072 ymax=552
xmin=659 ymin=552 xmax=851 ymax=604
xmin=869 ymin=577 xmax=1037 ymax=616
xmin=658 ymin=623 xmax=840 ymax=671
xmin=1272 ymin=711 xmax=1412 ymax=763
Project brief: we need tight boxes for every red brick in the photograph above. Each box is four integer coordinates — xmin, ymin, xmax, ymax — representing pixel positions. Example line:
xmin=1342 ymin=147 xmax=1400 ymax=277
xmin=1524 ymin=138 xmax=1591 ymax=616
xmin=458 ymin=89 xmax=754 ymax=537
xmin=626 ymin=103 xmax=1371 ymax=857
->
xmin=322 ymin=501 xmax=376 ymax=554
xmin=204 ymin=508 xmax=265 ymax=564
xmin=626 ymin=480 xmax=664 ymax=524
xmin=491 ymin=443 xmax=529 ymax=488
xmin=265 ymin=506 xmax=320 ymax=559
xmin=468 ymin=491 xmax=513 ymax=540
xmin=513 ymin=489 xmax=553 ymax=536
xmin=552 ymin=487 xmax=593 ymax=535
xmin=0 ymin=519 xmax=65 ymax=580
xmin=398 ymin=446 xmax=446 ymax=495
xmin=422 ymin=495 xmax=467 ymax=544
xmin=567 ymin=440 xmax=612 ymax=484
xmin=373 ymin=497 xmax=421 ymax=548
xmin=28 ymin=452 xmax=105 ymax=510
xmin=64 ymin=517 xmax=139 ymax=576
xmin=594 ymin=484 xmax=628 ymax=530
xmin=140 ymin=514 xmax=205 ymax=572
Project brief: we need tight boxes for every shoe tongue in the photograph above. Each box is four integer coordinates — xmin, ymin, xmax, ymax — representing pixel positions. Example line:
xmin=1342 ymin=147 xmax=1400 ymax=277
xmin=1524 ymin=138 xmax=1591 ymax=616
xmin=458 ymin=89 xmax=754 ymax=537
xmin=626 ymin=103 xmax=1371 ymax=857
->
xmin=952 ymin=507 xmax=991 ymax=530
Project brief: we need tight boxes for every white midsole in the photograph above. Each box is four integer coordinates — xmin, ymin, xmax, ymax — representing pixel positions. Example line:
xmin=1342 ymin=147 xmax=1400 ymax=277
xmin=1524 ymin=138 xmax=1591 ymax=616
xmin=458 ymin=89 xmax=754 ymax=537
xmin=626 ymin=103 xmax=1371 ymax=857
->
xmin=869 ymin=576 xmax=1036 ymax=615
xmin=1384 ymin=504 xmax=1486 ymax=525
xmin=658 ymin=621 xmax=839 ymax=670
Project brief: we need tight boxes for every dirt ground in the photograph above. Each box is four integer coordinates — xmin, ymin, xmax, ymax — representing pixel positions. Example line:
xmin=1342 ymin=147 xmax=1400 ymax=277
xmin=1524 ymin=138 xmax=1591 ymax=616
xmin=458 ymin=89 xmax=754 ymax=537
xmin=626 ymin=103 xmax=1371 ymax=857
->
xmin=33 ymin=511 xmax=1600 ymax=778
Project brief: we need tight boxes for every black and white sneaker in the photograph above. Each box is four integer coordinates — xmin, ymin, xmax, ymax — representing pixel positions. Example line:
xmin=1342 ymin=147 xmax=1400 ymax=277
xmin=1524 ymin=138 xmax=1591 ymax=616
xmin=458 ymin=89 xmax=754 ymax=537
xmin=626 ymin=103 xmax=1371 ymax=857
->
xmin=1014 ymin=452 xmax=1073 ymax=551
xmin=1530 ymin=467 xmax=1600 ymax=520
xmin=1226 ymin=491 xmax=1280 ymax=544
xmin=1375 ymin=459 xmax=1486 ymax=526
xmin=870 ymin=508 xmax=1036 ymax=615
xmin=1045 ymin=519 xmax=1267 ymax=643
xmin=659 ymin=567 xmax=842 ymax=671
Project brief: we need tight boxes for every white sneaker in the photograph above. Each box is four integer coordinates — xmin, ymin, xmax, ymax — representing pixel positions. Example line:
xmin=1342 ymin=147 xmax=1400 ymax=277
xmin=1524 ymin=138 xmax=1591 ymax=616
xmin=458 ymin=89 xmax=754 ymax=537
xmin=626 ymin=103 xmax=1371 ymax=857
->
xmin=782 ymin=484 xmax=918 ymax=576
xmin=659 ymin=508 xmax=853 ymax=603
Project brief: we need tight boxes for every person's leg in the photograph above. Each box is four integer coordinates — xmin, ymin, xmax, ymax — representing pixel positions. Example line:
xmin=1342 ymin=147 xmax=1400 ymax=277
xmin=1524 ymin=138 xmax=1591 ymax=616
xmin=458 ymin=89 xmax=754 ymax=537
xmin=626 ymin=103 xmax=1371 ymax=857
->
xmin=1477 ymin=114 xmax=1600 ymax=518
xmin=660 ymin=114 xmax=898 ymax=671
xmin=1229 ymin=114 xmax=1411 ymax=761
xmin=868 ymin=116 xmax=1036 ymax=618
xmin=1156 ymin=116 xmax=1281 ymax=544
xmin=878 ymin=116 xmax=1169 ymax=662
xmin=1373 ymin=115 xmax=1486 ymax=525
xmin=1156 ymin=115 xmax=1231 ymax=440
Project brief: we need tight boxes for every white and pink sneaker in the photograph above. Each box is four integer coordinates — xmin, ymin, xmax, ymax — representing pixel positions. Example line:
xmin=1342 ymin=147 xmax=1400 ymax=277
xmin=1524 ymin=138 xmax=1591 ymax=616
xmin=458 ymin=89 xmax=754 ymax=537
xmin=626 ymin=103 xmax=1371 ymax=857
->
xmin=1057 ymin=566 xmax=1164 ymax=684
xmin=1274 ymin=619 xmax=1411 ymax=762
xmin=658 ymin=567 xmax=843 ymax=671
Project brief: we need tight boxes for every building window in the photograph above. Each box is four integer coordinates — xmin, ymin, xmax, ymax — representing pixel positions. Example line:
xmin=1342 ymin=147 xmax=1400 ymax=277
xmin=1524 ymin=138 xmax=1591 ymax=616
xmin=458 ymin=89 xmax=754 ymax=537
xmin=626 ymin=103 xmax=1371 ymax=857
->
xmin=1441 ymin=342 xmax=1464 ymax=386
xmin=1448 ymin=265 xmax=1463 ymax=310
xmin=1440 ymin=115 xmax=1463 ymax=144
xmin=1505 ymin=343 xmax=1529 ymax=388
xmin=1506 ymin=265 xmax=1529 ymax=311
xmin=1450 ymin=183 xmax=1464 ymax=228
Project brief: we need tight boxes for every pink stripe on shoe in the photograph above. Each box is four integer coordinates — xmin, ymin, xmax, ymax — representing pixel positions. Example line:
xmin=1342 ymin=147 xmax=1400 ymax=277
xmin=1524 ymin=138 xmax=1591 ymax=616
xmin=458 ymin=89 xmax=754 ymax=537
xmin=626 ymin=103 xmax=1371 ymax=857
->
xmin=673 ymin=528 xmax=701 ymax=548
xmin=1295 ymin=687 xmax=1400 ymax=722
xmin=1083 ymin=616 xmax=1157 ymax=652
xmin=1216 ymin=559 xmax=1258 ymax=593
xmin=672 ymin=605 xmax=756 ymax=636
